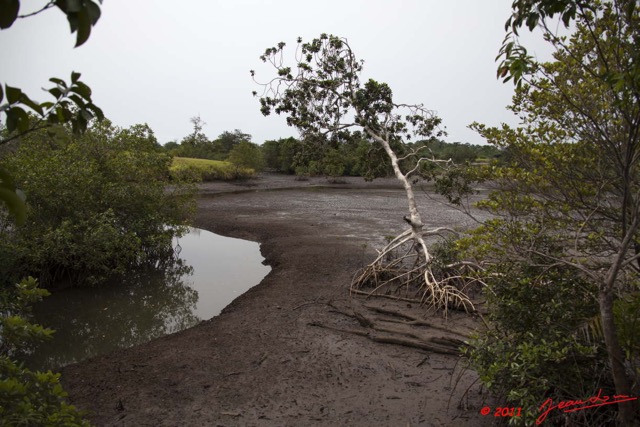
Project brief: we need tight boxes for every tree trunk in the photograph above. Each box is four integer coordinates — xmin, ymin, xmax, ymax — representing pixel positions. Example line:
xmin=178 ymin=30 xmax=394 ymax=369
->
xmin=599 ymin=288 xmax=637 ymax=425
xmin=363 ymin=126 xmax=430 ymax=263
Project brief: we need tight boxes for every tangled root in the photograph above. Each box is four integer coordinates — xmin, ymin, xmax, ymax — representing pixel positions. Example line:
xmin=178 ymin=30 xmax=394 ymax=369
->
xmin=351 ymin=230 xmax=484 ymax=316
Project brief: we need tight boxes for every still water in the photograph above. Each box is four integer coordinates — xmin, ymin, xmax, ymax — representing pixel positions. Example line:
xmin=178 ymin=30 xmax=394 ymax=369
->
xmin=22 ymin=228 xmax=270 ymax=371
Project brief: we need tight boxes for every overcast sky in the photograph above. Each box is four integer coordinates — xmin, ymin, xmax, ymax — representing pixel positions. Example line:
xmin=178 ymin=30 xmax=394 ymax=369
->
xmin=1 ymin=0 xmax=554 ymax=146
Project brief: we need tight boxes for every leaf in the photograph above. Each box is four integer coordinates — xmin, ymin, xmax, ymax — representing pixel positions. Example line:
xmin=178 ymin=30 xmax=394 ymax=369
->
xmin=525 ymin=13 xmax=539 ymax=31
xmin=71 ymin=81 xmax=92 ymax=99
xmin=72 ymin=115 xmax=87 ymax=134
xmin=49 ymin=77 xmax=68 ymax=87
xmin=48 ymin=87 xmax=63 ymax=99
xmin=5 ymin=106 xmax=28 ymax=132
xmin=86 ymin=1 xmax=100 ymax=24
xmin=11 ymin=106 xmax=29 ymax=132
xmin=0 ymin=0 xmax=19 ymax=29
xmin=80 ymin=108 xmax=93 ymax=121
xmin=68 ymin=94 xmax=86 ymax=107
xmin=0 ymin=84 xmax=3 ymax=104
xmin=54 ymin=105 xmax=72 ymax=123
xmin=74 ymin=7 xmax=92 ymax=47
xmin=66 ymin=9 xmax=78 ymax=32
xmin=86 ymin=103 xmax=104 ymax=120
xmin=4 ymin=109 xmax=17 ymax=131
xmin=0 ymin=166 xmax=16 ymax=189
xmin=71 ymin=71 xmax=81 ymax=83
xmin=65 ymin=0 xmax=83 ymax=13
xmin=19 ymin=93 xmax=44 ymax=115
xmin=0 ymin=186 xmax=26 ymax=225
xmin=5 ymin=85 xmax=22 ymax=104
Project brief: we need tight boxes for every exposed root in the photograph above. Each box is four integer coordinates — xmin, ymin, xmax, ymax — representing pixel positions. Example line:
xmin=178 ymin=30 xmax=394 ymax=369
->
xmin=362 ymin=304 xmax=471 ymax=338
xmin=318 ymin=302 xmax=473 ymax=356
xmin=309 ymin=321 xmax=461 ymax=355
xmin=351 ymin=230 xmax=485 ymax=316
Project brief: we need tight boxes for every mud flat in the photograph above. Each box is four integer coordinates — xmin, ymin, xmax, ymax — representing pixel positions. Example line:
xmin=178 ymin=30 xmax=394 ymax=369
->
xmin=62 ymin=174 xmax=495 ymax=426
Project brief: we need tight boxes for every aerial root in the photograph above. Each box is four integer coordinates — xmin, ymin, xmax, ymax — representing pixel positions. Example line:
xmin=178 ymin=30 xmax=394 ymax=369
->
xmin=351 ymin=231 xmax=483 ymax=317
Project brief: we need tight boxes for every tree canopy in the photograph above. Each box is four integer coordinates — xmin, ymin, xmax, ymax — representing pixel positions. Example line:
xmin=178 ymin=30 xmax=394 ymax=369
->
xmin=254 ymin=34 xmax=476 ymax=313
xmin=0 ymin=0 xmax=105 ymax=225
xmin=461 ymin=0 xmax=640 ymax=424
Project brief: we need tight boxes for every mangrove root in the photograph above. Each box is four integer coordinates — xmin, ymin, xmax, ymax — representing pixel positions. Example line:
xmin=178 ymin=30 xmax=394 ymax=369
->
xmin=319 ymin=302 xmax=473 ymax=356
xmin=351 ymin=230 xmax=486 ymax=316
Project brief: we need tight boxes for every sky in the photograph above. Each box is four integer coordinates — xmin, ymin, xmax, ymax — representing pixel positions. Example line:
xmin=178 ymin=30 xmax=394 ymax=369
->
xmin=0 ymin=0 xmax=556 ymax=146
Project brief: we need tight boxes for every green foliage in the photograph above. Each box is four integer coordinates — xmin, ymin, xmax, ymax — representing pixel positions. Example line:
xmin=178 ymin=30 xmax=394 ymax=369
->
xmin=462 ymin=1 xmax=640 ymax=423
xmin=268 ymin=137 xmax=302 ymax=173
xmin=174 ymin=116 xmax=216 ymax=160
xmin=422 ymin=139 xmax=485 ymax=163
xmin=260 ymin=133 xmax=496 ymax=180
xmin=254 ymin=34 xmax=445 ymax=146
xmin=614 ymin=294 xmax=640 ymax=385
xmin=0 ymin=277 xmax=89 ymax=426
xmin=227 ymin=141 xmax=264 ymax=173
xmin=499 ymin=1 xmax=640 ymax=94
xmin=0 ymin=0 xmax=105 ymax=241
xmin=170 ymin=118 xmax=253 ymax=163
xmin=252 ymin=33 xmax=453 ymax=187
xmin=162 ymin=140 xmax=180 ymax=155
xmin=321 ymin=147 xmax=345 ymax=178
xmin=170 ymin=157 xmax=255 ymax=181
xmin=498 ymin=0 xmax=583 ymax=86
xmin=0 ymin=73 xmax=104 ymax=139
xmin=0 ymin=357 xmax=91 ymax=426
xmin=216 ymin=129 xmax=251 ymax=157
xmin=464 ymin=262 xmax=614 ymax=426
xmin=0 ymin=121 xmax=195 ymax=286
xmin=0 ymin=166 xmax=25 ymax=225
xmin=0 ymin=3 xmax=112 ymax=425
xmin=260 ymin=133 xmax=386 ymax=178
xmin=1 ymin=277 xmax=52 ymax=355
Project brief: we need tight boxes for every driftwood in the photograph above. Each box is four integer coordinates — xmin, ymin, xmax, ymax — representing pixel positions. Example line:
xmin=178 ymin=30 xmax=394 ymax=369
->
xmin=363 ymin=304 xmax=471 ymax=338
xmin=311 ymin=301 xmax=473 ymax=356
xmin=308 ymin=321 xmax=460 ymax=355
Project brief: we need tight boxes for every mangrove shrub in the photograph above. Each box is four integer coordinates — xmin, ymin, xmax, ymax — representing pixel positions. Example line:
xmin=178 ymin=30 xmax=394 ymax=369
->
xmin=0 ymin=120 xmax=195 ymax=287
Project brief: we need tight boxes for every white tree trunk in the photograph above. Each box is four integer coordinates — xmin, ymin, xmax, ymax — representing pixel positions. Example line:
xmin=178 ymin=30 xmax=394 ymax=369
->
xmin=364 ymin=126 xmax=431 ymax=264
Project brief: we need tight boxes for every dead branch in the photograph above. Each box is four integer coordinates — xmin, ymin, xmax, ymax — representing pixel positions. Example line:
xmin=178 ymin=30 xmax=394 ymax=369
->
xmin=322 ymin=302 xmax=471 ymax=356
xmin=308 ymin=321 xmax=460 ymax=355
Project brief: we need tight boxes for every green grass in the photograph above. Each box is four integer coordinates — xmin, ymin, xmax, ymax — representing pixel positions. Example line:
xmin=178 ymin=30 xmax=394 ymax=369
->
xmin=172 ymin=157 xmax=228 ymax=168
xmin=170 ymin=157 xmax=255 ymax=181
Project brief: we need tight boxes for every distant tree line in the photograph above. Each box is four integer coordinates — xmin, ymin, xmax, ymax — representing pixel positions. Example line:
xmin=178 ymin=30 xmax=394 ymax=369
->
xmin=162 ymin=117 xmax=501 ymax=181
xmin=260 ymin=132 xmax=501 ymax=179
xmin=162 ymin=117 xmax=264 ymax=174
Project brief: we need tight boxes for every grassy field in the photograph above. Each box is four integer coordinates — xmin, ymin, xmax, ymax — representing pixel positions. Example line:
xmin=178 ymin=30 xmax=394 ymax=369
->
xmin=170 ymin=157 xmax=255 ymax=181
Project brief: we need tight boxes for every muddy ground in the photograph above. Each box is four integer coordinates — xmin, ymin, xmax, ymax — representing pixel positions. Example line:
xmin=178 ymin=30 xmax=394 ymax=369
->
xmin=62 ymin=174 xmax=496 ymax=426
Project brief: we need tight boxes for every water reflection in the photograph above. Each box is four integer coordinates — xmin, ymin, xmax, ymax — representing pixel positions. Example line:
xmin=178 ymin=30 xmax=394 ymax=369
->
xmin=21 ymin=228 xmax=269 ymax=371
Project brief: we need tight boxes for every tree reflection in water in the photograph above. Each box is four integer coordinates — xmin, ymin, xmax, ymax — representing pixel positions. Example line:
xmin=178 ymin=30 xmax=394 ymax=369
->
xmin=20 ymin=258 xmax=199 ymax=371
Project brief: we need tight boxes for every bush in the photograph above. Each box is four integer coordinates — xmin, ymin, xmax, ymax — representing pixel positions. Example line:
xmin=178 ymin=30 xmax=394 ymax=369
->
xmin=464 ymin=261 xmax=617 ymax=426
xmin=0 ymin=356 xmax=90 ymax=426
xmin=0 ymin=122 xmax=195 ymax=287
xmin=227 ymin=141 xmax=264 ymax=173
xmin=0 ymin=277 xmax=90 ymax=426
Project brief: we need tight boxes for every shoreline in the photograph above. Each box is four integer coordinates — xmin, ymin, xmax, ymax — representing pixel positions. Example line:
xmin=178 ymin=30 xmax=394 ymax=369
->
xmin=61 ymin=174 xmax=493 ymax=426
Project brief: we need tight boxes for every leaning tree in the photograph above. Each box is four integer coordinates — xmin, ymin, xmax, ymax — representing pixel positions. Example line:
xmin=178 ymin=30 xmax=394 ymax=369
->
xmin=252 ymin=34 xmax=475 ymax=314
